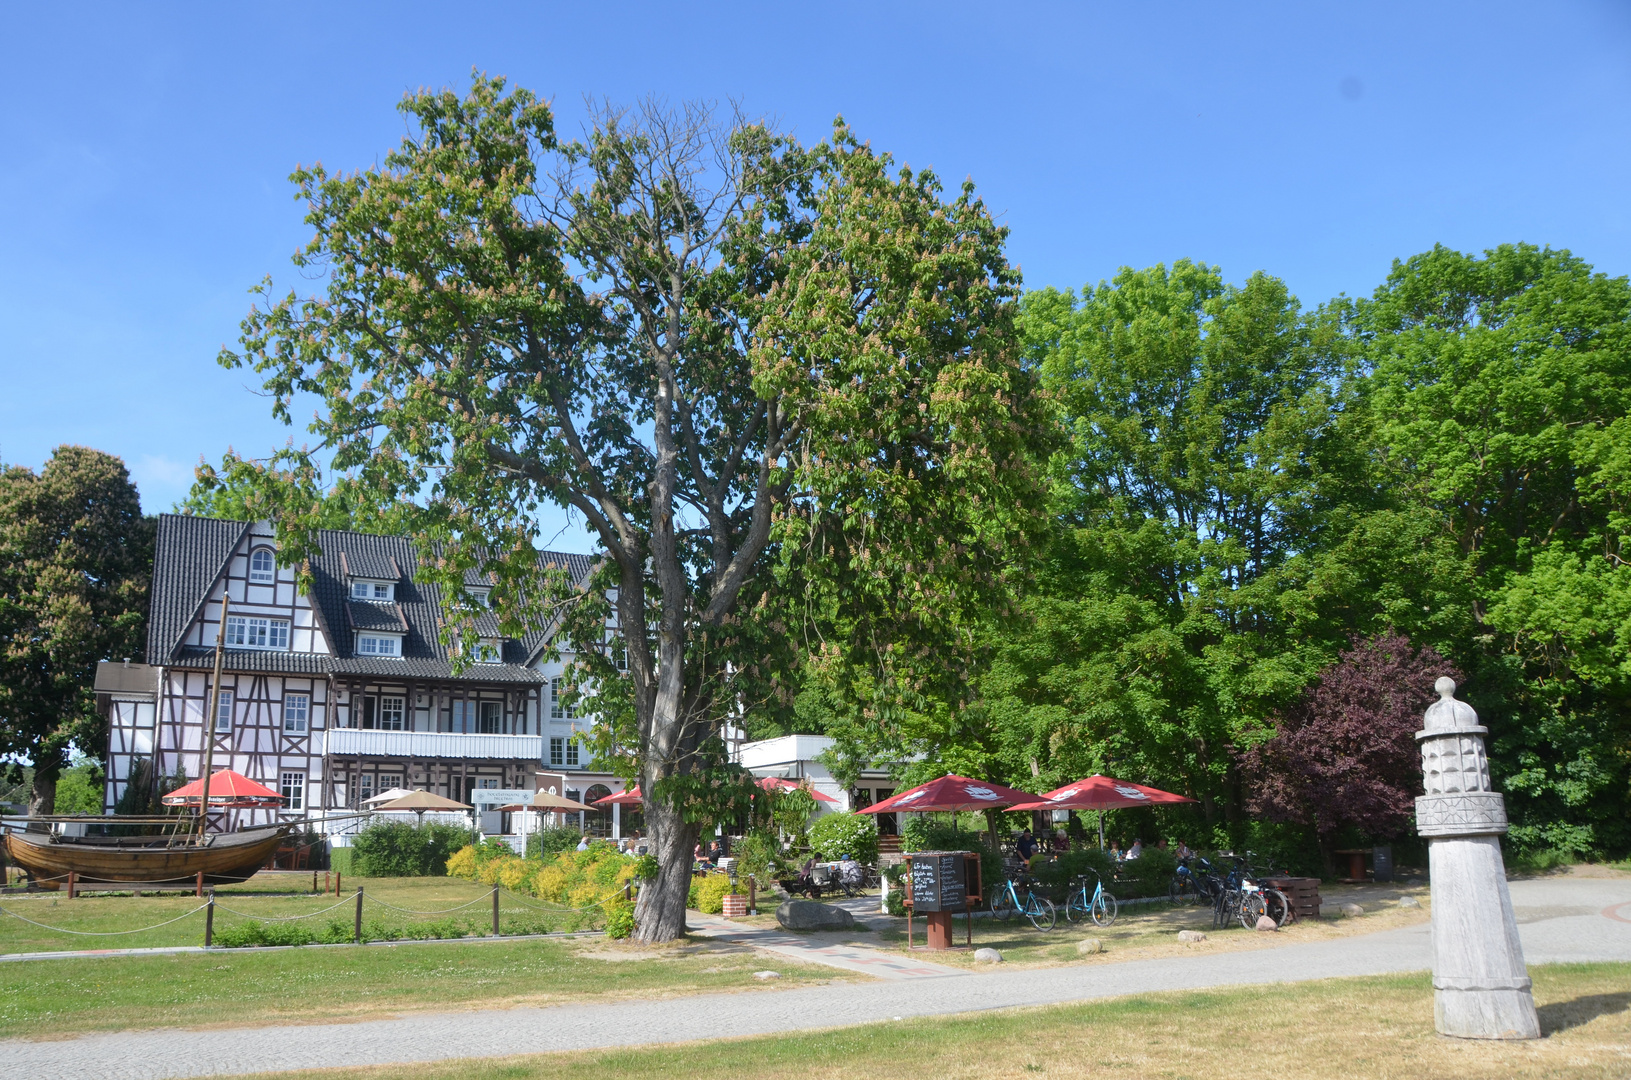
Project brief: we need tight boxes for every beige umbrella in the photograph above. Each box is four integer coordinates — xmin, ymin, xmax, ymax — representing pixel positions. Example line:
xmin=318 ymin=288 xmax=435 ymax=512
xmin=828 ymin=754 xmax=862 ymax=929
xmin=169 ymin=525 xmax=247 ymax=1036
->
xmin=494 ymin=790 xmax=599 ymax=814
xmin=374 ymin=789 xmax=474 ymax=825
xmin=362 ymin=787 xmax=416 ymax=806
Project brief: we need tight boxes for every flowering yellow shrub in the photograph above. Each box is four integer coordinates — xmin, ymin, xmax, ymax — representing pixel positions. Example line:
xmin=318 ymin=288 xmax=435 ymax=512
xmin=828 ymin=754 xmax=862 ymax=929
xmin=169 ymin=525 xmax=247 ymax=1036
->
xmin=445 ymin=846 xmax=478 ymax=879
xmin=498 ymin=859 xmax=532 ymax=891
xmin=445 ymin=839 xmax=636 ymax=913
xmin=693 ymin=872 xmax=735 ymax=914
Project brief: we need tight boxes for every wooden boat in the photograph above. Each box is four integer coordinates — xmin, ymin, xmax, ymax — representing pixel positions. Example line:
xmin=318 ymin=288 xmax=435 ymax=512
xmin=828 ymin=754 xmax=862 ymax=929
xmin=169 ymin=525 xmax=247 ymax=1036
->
xmin=3 ymin=822 xmax=296 ymax=888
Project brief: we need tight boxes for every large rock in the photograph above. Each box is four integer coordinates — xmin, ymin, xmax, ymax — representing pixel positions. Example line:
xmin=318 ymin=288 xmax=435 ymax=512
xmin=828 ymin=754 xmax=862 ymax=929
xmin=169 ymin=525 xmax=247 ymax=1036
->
xmin=1340 ymin=902 xmax=1365 ymax=918
xmin=1177 ymin=929 xmax=1207 ymax=943
xmin=1254 ymin=915 xmax=1279 ymax=932
xmin=776 ymin=900 xmax=855 ymax=931
xmin=974 ymin=947 xmax=1004 ymax=963
xmin=1398 ymin=895 xmax=1421 ymax=908
xmin=1076 ymin=938 xmax=1104 ymax=954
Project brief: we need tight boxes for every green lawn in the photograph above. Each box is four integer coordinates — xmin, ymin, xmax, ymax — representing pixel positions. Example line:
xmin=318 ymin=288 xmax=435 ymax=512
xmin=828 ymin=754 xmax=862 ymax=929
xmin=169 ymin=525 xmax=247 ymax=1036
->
xmin=222 ymin=963 xmax=1631 ymax=1080
xmin=0 ymin=875 xmax=588 ymax=954
xmin=0 ymin=934 xmax=847 ymax=1038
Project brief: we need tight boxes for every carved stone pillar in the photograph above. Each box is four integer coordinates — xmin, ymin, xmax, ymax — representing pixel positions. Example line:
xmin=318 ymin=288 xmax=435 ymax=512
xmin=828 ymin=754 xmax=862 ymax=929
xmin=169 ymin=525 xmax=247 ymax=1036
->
xmin=1416 ymin=677 xmax=1540 ymax=1039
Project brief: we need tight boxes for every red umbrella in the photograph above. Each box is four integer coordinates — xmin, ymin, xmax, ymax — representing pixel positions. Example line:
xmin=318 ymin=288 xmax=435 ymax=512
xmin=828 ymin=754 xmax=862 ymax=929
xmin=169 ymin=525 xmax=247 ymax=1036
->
xmin=856 ymin=774 xmax=1042 ymax=815
xmin=161 ymin=769 xmax=285 ymax=809
xmin=1008 ymin=774 xmax=1195 ymax=851
xmin=755 ymin=777 xmax=839 ymax=803
xmin=1007 ymin=775 xmax=1196 ymax=811
xmin=592 ymin=786 xmax=642 ymax=807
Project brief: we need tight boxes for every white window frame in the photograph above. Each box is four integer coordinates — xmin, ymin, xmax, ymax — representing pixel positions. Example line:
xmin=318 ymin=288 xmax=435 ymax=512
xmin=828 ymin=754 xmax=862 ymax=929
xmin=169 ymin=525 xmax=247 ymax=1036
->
xmin=351 ymin=580 xmax=395 ymax=601
xmin=357 ymin=773 xmax=374 ymax=806
xmin=549 ymin=736 xmax=564 ymax=766
xmin=249 ymin=548 xmax=276 ymax=583
xmin=280 ymin=771 xmax=305 ymax=812
xmin=550 ymin=677 xmax=564 ymax=719
xmin=469 ymin=589 xmax=490 ymax=608
xmin=357 ymin=634 xmax=402 ymax=657
xmin=283 ymin=693 xmax=309 ymax=733
xmin=478 ymin=700 xmax=502 ymax=734
xmin=378 ymin=772 xmax=403 ymax=791
xmin=214 ymin=689 xmax=234 ymax=733
xmin=472 ymin=640 xmax=500 ymax=664
xmin=224 ymin=615 xmax=289 ymax=651
xmin=378 ymin=695 xmax=405 ymax=731
xmin=566 ymin=731 xmax=580 ymax=767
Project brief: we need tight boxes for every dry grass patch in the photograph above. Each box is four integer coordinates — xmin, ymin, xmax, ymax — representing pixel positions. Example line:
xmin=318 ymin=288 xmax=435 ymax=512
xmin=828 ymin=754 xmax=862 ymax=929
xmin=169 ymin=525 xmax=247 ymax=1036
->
xmin=218 ymin=962 xmax=1631 ymax=1080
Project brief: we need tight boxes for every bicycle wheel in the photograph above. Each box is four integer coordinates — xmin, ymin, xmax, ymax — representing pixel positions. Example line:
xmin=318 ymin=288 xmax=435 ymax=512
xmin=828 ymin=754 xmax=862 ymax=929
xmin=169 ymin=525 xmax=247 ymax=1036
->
xmin=1168 ymin=876 xmax=1184 ymax=905
xmin=1065 ymin=889 xmax=1090 ymax=924
xmin=1092 ymin=890 xmax=1119 ymax=927
xmin=1025 ymin=894 xmax=1057 ymax=932
xmin=1239 ymin=892 xmax=1268 ymax=930
xmin=989 ymin=887 xmax=1017 ymax=922
xmin=1265 ymin=888 xmax=1293 ymax=926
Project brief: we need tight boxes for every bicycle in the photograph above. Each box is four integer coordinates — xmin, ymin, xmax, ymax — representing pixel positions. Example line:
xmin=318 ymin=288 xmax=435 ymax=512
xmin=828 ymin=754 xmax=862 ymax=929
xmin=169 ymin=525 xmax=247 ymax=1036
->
xmin=988 ymin=873 xmax=1057 ymax=931
xmin=1168 ymin=856 xmax=1210 ymax=906
xmin=1064 ymin=870 xmax=1118 ymax=927
xmin=1211 ymin=852 xmax=1293 ymax=930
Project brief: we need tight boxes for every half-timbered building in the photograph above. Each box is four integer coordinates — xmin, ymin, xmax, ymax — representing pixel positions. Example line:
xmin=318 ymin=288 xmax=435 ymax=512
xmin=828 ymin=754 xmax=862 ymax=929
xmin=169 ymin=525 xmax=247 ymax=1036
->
xmin=100 ymin=514 xmax=632 ymax=838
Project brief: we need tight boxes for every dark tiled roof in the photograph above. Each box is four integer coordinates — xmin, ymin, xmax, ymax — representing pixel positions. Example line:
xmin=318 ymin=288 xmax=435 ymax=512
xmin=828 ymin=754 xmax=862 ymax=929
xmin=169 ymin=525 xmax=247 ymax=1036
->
xmin=170 ymin=647 xmax=333 ymax=676
xmin=346 ymin=601 xmax=409 ymax=632
xmin=327 ymin=657 xmax=545 ymax=683
xmin=147 ymin=515 xmax=251 ymax=663
xmin=340 ymin=551 xmax=401 ymax=581
xmin=149 ymin=516 xmax=591 ymax=686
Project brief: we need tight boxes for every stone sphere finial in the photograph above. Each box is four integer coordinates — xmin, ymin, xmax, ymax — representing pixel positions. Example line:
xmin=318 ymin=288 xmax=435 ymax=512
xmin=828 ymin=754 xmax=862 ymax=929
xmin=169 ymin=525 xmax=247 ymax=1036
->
xmin=1435 ymin=676 xmax=1457 ymax=699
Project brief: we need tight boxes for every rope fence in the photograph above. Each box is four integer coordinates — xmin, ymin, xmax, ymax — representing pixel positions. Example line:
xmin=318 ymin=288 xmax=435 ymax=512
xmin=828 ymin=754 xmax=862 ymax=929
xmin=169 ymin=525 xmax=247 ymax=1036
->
xmin=0 ymin=883 xmax=617 ymax=953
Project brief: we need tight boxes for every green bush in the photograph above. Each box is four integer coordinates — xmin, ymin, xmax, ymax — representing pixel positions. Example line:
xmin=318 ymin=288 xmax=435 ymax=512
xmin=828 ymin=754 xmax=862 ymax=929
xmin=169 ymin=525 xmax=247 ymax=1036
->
xmin=731 ymin=831 xmax=786 ymax=883
xmin=882 ymin=863 xmax=907 ymax=916
xmin=1030 ymin=847 xmax=1117 ymax=900
xmin=631 ymin=853 xmax=659 ymax=880
xmin=213 ymin=921 xmax=318 ymax=948
xmin=1115 ymin=847 xmax=1179 ymax=899
xmin=351 ymin=820 xmax=475 ymax=877
xmin=525 ymin=825 xmax=584 ymax=860
xmin=692 ymin=872 xmax=735 ymax=914
xmin=604 ymin=902 xmax=635 ymax=939
xmin=806 ymin=812 xmax=879 ymax=865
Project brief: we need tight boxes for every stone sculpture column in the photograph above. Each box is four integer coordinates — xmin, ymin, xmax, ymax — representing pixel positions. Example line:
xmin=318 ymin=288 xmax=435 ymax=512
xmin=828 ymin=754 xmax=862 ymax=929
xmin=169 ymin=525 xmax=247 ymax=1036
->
xmin=1415 ymin=677 xmax=1540 ymax=1039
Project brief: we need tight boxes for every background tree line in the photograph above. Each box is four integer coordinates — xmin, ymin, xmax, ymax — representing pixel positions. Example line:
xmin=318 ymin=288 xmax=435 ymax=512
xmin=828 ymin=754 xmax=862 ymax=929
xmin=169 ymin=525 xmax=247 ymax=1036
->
xmin=800 ymin=243 xmax=1631 ymax=868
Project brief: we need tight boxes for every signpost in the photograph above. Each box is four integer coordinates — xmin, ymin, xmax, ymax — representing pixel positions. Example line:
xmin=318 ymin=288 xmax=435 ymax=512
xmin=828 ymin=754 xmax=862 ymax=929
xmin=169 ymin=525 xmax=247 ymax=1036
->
xmin=905 ymin=851 xmax=980 ymax=949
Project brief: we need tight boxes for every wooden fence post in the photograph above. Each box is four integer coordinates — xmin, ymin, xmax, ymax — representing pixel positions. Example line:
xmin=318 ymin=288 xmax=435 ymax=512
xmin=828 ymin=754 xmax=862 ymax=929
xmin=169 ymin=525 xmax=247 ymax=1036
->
xmin=204 ymin=892 xmax=215 ymax=947
xmin=492 ymin=887 xmax=500 ymax=936
xmin=196 ymin=871 xmax=204 ymax=898
xmin=749 ymin=875 xmax=757 ymax=916
xmin=66 ymin=871 xmax=76 ymax=900
xmin=354 ymin=886 xmax=364 ymax=944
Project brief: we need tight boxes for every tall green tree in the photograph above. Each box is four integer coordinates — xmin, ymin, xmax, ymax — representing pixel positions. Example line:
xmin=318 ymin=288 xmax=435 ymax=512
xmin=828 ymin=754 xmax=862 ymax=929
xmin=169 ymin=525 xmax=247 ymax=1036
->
xmin=180 ymin=447 xmax=416 ymax=534
xmin=1356 ymin=243 xmax=1631 ymax=854
xmin=222 ymin=77 xmax=1048 ymax=940
xmin=0 ymin=447 xmax=152 ymax=814
xmin=978 ymin=262 xmax=1375 ymax=834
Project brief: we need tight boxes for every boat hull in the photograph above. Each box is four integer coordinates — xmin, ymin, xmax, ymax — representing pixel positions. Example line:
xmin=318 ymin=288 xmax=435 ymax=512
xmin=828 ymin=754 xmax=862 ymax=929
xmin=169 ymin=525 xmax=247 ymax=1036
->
xmin=3 ymin=826 xmax=293 ymax=887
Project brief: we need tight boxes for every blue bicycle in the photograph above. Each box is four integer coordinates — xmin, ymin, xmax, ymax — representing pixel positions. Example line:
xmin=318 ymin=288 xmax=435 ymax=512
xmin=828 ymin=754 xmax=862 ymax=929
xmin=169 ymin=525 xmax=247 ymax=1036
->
xmin=1064 ymin=870 xmax=1118 ymax=926
xmin=989 ymin=873 xmax=1057 ymax=931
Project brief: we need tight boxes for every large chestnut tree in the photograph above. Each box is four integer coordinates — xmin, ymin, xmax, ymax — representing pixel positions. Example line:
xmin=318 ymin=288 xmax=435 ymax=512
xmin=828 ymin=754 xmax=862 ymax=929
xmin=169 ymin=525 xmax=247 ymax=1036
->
xmin=223 ymin=76 xmax=1048 ymax=941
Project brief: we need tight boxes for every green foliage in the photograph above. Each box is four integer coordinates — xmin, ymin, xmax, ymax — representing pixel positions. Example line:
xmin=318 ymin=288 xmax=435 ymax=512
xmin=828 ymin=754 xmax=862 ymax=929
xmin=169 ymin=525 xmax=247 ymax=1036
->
xmin=1029 ymin=847 xmax=1117 ymax=901
xmin=805 ymin=812 xmax=879 ymax=864
xmin=1114 ymin=848 xmax=1179 ymax=900
xmin=54 ymin=760 xmax=103 ymax=815
xmin=882 ymin=863 xmax=907 ymax=916
xmin=350 ymin=821 xmax=475 ymax=877
xmin=0 ymin=446 xmax=153 ymax=810
xmin=524 ymin=826 xmax=584 ymax=860
xmin=902 ymin=818 xmax=1001 ymax=899
xmin=730 ymin=831 xmax=785 ymax=883
xmin=631 ymin=853 xmax=659 ymax=881
xmin=604 ymin=902 xmax=635 ymax=939
xmin=769 ymin=787 xmax=819 ymax=842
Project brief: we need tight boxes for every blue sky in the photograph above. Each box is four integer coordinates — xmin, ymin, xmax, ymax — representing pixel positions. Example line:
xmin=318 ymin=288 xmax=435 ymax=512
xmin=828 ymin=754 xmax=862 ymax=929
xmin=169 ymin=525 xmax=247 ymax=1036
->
xmin=2 ymin=2 xmax=1628 ymax=551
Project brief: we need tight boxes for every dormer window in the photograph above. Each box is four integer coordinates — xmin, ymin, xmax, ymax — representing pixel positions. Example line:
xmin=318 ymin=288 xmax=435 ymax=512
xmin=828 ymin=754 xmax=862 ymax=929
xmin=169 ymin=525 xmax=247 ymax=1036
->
xmin=471 ymin=641 xmax=500 ymax=664
xmin=249 ymin=548 xmax=276 ymax=583
xmin=357 ymin=633 xmax=402 ymax=657
xmin=351 ymin=580 xmax=394 ymax=602
xmin=469 ymin=589 xmax=490 ymax=608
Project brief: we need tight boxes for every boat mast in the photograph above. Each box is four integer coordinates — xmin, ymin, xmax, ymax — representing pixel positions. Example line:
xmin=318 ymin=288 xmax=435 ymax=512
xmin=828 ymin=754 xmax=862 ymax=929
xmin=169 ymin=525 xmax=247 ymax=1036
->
xmin=198 ymin=594 xmax=230 ymax=839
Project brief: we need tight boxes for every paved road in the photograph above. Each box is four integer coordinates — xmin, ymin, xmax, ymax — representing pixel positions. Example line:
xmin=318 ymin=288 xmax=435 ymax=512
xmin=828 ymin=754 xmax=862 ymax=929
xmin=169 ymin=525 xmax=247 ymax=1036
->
xmin=5 ymin=876 xmax=1628 ymax=1080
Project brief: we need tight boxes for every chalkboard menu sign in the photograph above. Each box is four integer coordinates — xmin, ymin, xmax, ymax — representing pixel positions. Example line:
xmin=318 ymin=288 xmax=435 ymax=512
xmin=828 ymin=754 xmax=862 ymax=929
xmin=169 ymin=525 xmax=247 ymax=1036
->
xmin=909 ymin=851 xmax=969 ymax=913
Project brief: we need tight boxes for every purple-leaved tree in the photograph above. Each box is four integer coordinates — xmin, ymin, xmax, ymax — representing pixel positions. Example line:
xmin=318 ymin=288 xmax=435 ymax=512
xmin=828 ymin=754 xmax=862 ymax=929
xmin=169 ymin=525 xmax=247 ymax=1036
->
xmin=1240 ymin=633 xmax=1460 ymax=872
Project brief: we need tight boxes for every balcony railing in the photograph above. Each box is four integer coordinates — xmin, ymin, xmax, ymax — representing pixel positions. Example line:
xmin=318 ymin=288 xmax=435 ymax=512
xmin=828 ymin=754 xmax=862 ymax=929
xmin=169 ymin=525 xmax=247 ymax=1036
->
xmin=323 ymin=729 xmax=543 ymax=761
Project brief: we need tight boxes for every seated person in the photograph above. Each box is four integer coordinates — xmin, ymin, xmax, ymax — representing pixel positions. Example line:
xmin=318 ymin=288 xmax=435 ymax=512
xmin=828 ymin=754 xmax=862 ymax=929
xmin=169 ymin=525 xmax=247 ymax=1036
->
xmin=1051 ymin=829 xmax=1069 ymax=853
xmin=1108 ymin=841 xmax=1123 ymax=861
xmin=1126 ymin=838 xmax=1143 ymax=860
xmin=1015 ymin=828 xmax=1036 ymax=862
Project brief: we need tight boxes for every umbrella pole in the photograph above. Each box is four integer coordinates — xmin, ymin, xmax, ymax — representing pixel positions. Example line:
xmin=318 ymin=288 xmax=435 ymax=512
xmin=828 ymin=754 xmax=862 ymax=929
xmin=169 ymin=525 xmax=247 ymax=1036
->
xmin=1098 ymin=811 xmax=1105 ymax=851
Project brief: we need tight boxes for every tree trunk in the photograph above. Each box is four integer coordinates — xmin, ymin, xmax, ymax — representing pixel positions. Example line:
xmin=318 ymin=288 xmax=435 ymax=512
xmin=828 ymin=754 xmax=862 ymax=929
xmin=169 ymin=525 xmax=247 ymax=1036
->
xmin=29 ymin=772 xmax=57 ymax=817
xmin=633 ymin=800 xmax=699 ymax=943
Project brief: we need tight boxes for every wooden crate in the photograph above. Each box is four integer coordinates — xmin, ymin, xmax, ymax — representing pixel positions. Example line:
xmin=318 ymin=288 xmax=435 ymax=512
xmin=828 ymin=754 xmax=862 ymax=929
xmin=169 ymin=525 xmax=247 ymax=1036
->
xmin=1263 ymin=876 xmax=1321 ymax=920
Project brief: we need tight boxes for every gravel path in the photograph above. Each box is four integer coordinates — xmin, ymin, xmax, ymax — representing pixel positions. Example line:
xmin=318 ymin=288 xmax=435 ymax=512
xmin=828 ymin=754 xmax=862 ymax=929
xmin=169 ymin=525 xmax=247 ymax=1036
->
xmin=5 ymin=876 xmax=1628 ymax=1080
